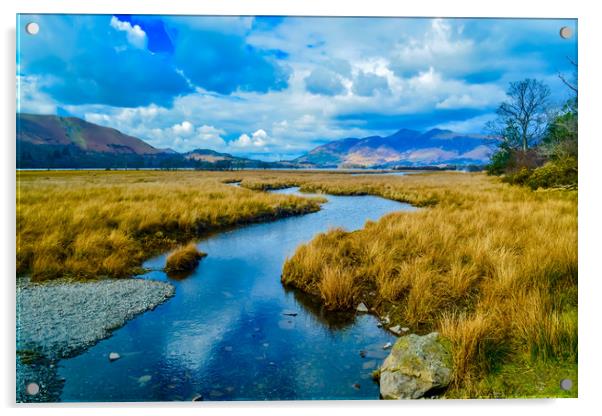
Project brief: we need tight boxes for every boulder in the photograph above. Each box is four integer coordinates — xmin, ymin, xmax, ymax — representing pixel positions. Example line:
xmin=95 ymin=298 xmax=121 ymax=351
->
xmin=379 ymin=332 xmax=452 ymax=399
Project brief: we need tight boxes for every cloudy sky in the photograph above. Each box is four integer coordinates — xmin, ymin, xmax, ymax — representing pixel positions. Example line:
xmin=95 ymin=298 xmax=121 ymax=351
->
xmin=17 ymin=15 xmax=577 ymax=160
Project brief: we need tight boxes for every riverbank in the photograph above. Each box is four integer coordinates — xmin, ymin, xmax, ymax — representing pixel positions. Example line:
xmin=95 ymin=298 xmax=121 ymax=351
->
xmin=16 ymin=277 xmax=175 ymax=402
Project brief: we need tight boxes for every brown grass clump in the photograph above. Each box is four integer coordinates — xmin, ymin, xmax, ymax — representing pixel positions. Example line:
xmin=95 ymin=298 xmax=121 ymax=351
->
xmin=165 ymin=243 xmax=206 ymax=273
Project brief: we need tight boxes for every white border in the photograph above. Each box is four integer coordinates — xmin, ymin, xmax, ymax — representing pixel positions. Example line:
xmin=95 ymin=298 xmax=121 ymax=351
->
xmin=2 ymin=1 xmax=601 ymax=416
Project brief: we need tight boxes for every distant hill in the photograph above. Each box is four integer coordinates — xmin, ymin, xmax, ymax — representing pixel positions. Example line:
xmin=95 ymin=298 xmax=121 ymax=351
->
xmin=16 ymin=114 xmax=271 ymax=169
xmin=293 ymin=128 xmax=497 ymax=168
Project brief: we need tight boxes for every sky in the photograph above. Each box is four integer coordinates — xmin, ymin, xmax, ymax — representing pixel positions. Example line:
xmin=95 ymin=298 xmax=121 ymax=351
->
xmin=17 ymin=15 xmax=577 ymax=160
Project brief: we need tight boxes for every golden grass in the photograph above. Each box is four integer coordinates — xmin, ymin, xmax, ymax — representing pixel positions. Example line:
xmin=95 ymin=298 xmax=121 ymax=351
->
xmin=165 ymin=243 xmax=206 ymax=273
xmin=16 ymin=170 xmax=323 ymax=281
xmin=270 ymin=171 xmax=577 ymax=397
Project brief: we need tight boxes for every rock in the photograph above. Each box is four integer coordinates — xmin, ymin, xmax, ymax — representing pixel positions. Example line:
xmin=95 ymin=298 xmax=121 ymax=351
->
xmin=388 ymin=325 xmax=401 ymax=335
xmin=383 ymin=342 xmax=392 ymax=350
xmin=352 ymin=383 xmax=361 ymax=390
xmin=401 ymin=327 xmax=410 ymax=333
xmin=382 ymin=316 xmax=391 ymax=325
xmin=356 ymin=303 xmax=369 ymax=313
xmin=359 ymin=350 xmax=367 ymax=358
xmin=192 ymin=394 xmax=204 ymax=401
xmin=108 ymin=352 xmax=120 ymax=362
xmin=282 ymin=310 xmax=298 ymax=316
xmin=379 ymin=332 xmax=452 ymax=400
xmin=376 ymin=322 xmax=383 ymax=328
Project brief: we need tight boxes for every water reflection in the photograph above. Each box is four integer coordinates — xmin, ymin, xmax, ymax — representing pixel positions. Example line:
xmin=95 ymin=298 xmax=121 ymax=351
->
xmin=284 ymin=286 xmax=357 ymax=331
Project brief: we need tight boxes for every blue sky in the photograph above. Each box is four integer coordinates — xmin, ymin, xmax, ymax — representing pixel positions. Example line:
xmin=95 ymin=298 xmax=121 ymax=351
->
xmin=17 ymin=15 xmax=577 ymax=160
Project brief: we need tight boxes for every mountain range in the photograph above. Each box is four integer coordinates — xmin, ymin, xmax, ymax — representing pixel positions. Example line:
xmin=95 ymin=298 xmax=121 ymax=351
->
xmin=16 ymin=114 xmax=272 ymax=169
xmin=293 ymin=128 xmax=497 ymax=168
xmin=17 ymin=113 xmax=496 ymax=169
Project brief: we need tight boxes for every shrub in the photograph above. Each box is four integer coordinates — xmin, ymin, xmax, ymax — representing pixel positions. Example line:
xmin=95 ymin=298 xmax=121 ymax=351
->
xmin=486 ymin=147 xmax=512 ymax=175
xmin=164 ymin=243 xmax=206 ymax=273
xmin=526 ymin=157 xmax=577 ymax=190
xmin=502 ymin=167 xmax=533 ymax=186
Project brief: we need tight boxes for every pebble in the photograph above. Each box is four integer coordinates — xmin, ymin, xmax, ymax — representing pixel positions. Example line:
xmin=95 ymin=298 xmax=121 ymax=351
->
xmin=352 ymin=383 xmax=361 ymax=390
xmin=356 ymin=302 xmax=369 ymax=313
xmin=383 ymin=342 xmax=392 ymax=350
xmin=108 ymin=352 xmax=121 ymax=362
xmin=191 ymin=394 xmax=204 ymax=401
xmin=389 ymin=325 xmax=402 ymax=335
xmin=359 ymin=350 xmax=367 ymax=358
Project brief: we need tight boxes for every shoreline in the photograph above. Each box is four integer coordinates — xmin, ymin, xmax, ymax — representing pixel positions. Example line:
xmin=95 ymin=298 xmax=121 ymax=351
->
xmin=16 ymin=277 xmax=175 ymax=402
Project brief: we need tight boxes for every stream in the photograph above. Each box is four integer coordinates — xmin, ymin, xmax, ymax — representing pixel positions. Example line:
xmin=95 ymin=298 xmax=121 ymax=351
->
xmin=58 ymin=187 xmax=416 ymax=401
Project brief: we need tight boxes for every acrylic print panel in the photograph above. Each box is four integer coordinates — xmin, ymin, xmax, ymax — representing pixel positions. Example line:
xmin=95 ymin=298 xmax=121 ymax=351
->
xmin=16 ymin=14 xmax=578 ymax=402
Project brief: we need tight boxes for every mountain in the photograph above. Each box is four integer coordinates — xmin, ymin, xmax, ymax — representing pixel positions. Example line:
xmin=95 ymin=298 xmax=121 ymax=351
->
xmin=293 ymin=128 xmax=497 ymax=168
xmin=16 ymin=114 xmax=270 ymax=169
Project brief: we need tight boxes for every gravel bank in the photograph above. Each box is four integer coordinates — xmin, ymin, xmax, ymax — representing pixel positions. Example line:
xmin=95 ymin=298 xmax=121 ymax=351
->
xmin=16 ymin=277 xmax=175 ymax=402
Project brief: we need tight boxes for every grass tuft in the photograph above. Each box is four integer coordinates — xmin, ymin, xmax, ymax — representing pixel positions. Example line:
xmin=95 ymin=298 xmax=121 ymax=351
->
xmin=165 ymin=243 xmax=206 ymax=273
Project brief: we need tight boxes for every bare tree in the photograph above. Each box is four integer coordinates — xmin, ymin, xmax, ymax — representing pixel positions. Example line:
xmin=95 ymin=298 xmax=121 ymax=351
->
xmin=558 ymin=57 xmax=578 ymax=95
xmin=491 ymin=79 xmax=551 ymax=152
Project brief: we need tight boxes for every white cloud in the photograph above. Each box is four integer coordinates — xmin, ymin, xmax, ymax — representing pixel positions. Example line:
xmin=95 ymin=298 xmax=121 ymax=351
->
xmin=110 ymin=16 xmax=147 ymax=49
xmin=433 ymin=114 xmax=498 ymax=134
xmin=230 ymin=129 xmax=269 ymax=149
xmin=172 ymin=121 xmax=194 ymax=136
xmin=17 ymin=75 xmax=57 ymax=114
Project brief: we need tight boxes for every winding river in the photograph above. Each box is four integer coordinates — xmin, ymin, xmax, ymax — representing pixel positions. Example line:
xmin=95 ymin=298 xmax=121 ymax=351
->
xmin=58 ymin=188 xmax=416 ymax=401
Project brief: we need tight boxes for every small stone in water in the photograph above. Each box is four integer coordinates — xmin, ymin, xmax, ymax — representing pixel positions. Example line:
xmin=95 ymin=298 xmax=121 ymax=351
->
xmin=352 ymin=383 xmax=361 ymax=390
xmin=192 ymin=394 xmax=204 ymax=401
xmin=383 ymin=342 xmax=392 ymax=350
xmin=359 ymin=350 xmax=367 ymax=358
xmin=108 ymin=352 xmax=121 ymax=362
xmin=138 ymin=375 xmax=152 ymax=385
xmin=356 ymin=302 xmax=369 ymax=313
xmin=389 ymin=325 xmax=402 ymax=335
xmin=376 ymin=322 xmax=383 ymax=328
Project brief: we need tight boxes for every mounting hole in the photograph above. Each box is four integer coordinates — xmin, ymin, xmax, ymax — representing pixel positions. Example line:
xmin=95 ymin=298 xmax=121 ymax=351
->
xmin=559 ymin=26 xmax=572 ymax=39
xmin=560 ymin=378 xmax=573 ymax=391
xmin=25 ymin=22 xmax=39 ymax=35
xmin=26 ymin=382 xmax=40 ymax=395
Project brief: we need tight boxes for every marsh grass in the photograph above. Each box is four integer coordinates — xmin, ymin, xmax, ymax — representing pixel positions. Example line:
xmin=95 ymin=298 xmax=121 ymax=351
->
xmin=17 ymin=170 xmax=322 ymax=281
xmin=16 ymin=169 xmax=577 ymax=397
xmin=268 ymin=171 xmax=577 ymax=398
xmin=165 ymin=243 xmax=206 ymax=273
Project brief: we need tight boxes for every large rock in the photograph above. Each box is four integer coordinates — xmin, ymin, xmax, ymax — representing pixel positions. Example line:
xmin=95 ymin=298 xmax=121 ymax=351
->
xmin=379 ymin=332 xmax=452 ymax=399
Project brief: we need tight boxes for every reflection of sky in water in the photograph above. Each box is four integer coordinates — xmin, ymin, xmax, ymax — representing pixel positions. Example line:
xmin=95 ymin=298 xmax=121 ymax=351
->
xmin=58 ymin=189 xmax=415 ymax=401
